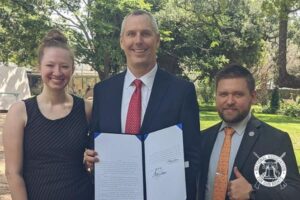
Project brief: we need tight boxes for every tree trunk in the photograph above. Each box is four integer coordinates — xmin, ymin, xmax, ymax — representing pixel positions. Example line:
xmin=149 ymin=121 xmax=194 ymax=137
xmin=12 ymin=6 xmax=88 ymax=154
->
xmin=97 ymin=70 xmax=105 ymax=81
xmin=277 ymin=7 xmax=300 ymax=88
xmin=103 ymin=51 xmax=111 ymax=80
xmin=157 ymin=54 xmax=182 ymax=75
xmin=93 ymin=52 xmax=112 ymax=81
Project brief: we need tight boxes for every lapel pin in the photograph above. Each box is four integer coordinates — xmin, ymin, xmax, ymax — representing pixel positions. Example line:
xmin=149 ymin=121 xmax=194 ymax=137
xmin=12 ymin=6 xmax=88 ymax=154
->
xmin=249 ymin=131 xmax=255 ymax=137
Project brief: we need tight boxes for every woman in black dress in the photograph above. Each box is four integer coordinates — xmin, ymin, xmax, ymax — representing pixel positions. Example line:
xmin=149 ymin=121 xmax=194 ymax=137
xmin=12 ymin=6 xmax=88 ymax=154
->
xmin=3 ymin=29 xmax=93 ymax=200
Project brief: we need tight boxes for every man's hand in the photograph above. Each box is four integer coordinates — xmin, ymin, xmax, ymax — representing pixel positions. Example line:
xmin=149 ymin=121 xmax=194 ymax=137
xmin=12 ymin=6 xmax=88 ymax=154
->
xmin=83 ymin=149 xmax=99 ymax=172
xmin=227 ymin=167 xmax=253 ymax=200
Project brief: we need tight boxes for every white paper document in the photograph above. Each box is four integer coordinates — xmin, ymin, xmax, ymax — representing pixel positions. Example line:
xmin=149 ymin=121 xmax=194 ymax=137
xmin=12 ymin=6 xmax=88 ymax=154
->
xmin=94 ymin=124 xmax=186 ymax=200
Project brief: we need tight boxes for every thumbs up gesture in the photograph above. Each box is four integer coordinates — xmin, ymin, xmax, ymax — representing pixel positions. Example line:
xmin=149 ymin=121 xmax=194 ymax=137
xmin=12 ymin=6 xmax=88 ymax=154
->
xmin=227 ymin=167 xmax=253 ymax=200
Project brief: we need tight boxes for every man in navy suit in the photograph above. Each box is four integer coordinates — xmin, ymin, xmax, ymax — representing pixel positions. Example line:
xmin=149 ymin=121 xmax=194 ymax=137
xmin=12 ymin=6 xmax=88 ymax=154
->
xmin=85 ymin=10 xmax=201 ymax=199
xmin=197 ymin=64 xmax=300 ymax=200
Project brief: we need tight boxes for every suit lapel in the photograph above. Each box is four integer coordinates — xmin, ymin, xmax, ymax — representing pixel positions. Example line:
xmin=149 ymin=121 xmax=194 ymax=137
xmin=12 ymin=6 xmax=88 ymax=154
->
xmin=203 ymin=124 xmax=221 ymax=160
xmin=230 ymin=116 xmax=262 ymax=179
xmin=141 ymin=69 xmax=171 ymax=132
xmin=109 ymin=72 xmax=125 ymax=133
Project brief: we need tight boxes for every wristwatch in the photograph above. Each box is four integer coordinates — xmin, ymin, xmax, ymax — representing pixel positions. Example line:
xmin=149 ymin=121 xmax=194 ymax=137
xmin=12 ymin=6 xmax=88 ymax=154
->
xmin=249 ymin=188 xmax=256 ymax=200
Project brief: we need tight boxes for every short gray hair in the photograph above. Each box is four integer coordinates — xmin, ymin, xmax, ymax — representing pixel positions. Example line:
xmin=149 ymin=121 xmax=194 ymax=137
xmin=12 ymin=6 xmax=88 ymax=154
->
xmin=120 ymin=10 xmax=159 ymax=36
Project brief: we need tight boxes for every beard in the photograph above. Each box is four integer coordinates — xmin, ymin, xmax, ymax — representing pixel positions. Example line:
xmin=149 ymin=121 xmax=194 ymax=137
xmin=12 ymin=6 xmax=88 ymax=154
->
xmin=218 ymin=108 xmax=250 ymax=124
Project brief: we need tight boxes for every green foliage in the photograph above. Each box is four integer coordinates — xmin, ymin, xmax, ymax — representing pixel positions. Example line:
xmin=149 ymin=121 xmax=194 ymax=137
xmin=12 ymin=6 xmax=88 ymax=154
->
xmin=0 ymin=0 xmax=152 ymax=79
xmin=251 ymin=104 xmax=263 ymax=113
xmin=261 ymin=87 xmax=281 ymax=114
xmin=0 ymin=1 xmax=51 ymax=66
xmin=262 ymin=0 xmax=300 ymax=19
xmin=197 ymin=78 xmax=215 ymax=104
xmin=296 ymin=96 xmax=300 ymax=104
xmin=280 ymin=102 xmax=300 ymax=117
xmin=1 ymin=0 xmax=299 ymax=85
xmin=270 ymin=87 xmax=280 ymax=113
xmin=261 ymin=105 xmax=276 ymax=114
xmin=156 ymin=0 xmax=265 ymax=80
xmin=261 ymin=0 xmax=300 ymax=88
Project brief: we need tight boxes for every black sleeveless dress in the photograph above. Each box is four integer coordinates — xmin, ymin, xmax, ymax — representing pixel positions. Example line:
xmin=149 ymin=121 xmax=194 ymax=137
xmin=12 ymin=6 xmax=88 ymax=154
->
xmin=23 ymin=95 xmax=93 ymax=200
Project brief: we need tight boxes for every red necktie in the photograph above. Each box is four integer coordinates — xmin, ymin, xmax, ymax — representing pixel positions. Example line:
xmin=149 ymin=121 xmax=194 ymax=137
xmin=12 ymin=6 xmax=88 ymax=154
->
xmin=213 ymin=127 xmax=235 ymax=200
xmin=125 ymin=79 xmax=142 ymax=134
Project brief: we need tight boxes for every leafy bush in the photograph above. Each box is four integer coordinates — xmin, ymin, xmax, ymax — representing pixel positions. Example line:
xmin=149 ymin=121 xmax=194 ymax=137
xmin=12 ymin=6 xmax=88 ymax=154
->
xmin=280 ymin=102 xmax=300 ymax=117
xmin=261 ymin=106 xmax=275 ymax=114
xmin=251 ymin=105 xmax=262 ymax=113
xmin=261 ymin=87 xmax=281 ymax=114
xmin=296 ymin=95 xmax=300 ymax=104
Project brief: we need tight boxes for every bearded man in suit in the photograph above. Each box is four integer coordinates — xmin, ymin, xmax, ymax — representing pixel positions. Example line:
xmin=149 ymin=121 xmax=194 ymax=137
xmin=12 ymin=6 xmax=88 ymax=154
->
xmin=198 ymin=64 xmax=300 ymax=200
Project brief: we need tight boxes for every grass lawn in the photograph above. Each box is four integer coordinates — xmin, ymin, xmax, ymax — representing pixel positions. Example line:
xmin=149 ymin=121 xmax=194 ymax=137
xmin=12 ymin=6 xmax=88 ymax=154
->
xmin=200 ymin=110 xmax=300 ymax=169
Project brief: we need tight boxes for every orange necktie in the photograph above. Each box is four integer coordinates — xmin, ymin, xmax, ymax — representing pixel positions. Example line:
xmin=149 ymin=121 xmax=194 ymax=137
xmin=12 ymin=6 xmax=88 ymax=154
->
xmin=213 ymin=127 xmax=235 ymax=200
xmin=125 ymin=79 xmax=142 ymax=134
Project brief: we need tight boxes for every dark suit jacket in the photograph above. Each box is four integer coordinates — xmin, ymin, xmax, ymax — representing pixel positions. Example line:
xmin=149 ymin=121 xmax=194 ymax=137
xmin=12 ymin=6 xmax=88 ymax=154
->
xmin=91 ymin=68 xmax=202 ymax=200
xmin=198 ymin=116 xmax=300 ymax=200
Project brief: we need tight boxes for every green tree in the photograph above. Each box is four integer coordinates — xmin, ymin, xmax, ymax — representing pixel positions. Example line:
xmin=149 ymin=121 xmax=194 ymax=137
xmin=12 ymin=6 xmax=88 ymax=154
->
xmin=3 ymin=0 xmax=294 ymax=87
xmin=1 ymin=0 xmax=151 ymax=80
xmin=262 ymin=0 xmax=300 ymax=88
xmin=270 ymin=87 xmax=280 ymax=113
xmin=35 ymin=0 xmax=151 ymax=80
xmin=156 ymin=0 xmax=265 ymax=81
xmin=0 ymin=0 xmax=51 ymax=66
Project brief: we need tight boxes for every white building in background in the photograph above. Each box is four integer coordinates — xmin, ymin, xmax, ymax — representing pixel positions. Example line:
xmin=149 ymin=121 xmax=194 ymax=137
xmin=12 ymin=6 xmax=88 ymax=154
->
xmin=0 ymin=64 xmax=31 ymax=110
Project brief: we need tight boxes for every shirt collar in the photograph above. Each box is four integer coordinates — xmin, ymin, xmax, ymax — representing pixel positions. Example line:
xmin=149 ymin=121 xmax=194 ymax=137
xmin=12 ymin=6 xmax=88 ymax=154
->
xmin=124 ymin=64 xmax=158 ymax=89
xmin=219 ymin=112 xmax=251 ymax=136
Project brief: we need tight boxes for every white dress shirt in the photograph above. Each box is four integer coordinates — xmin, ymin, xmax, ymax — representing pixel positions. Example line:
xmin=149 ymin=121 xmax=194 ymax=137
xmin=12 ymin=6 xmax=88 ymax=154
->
xmin=121 ymin=64 xmax=158 ymax=133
